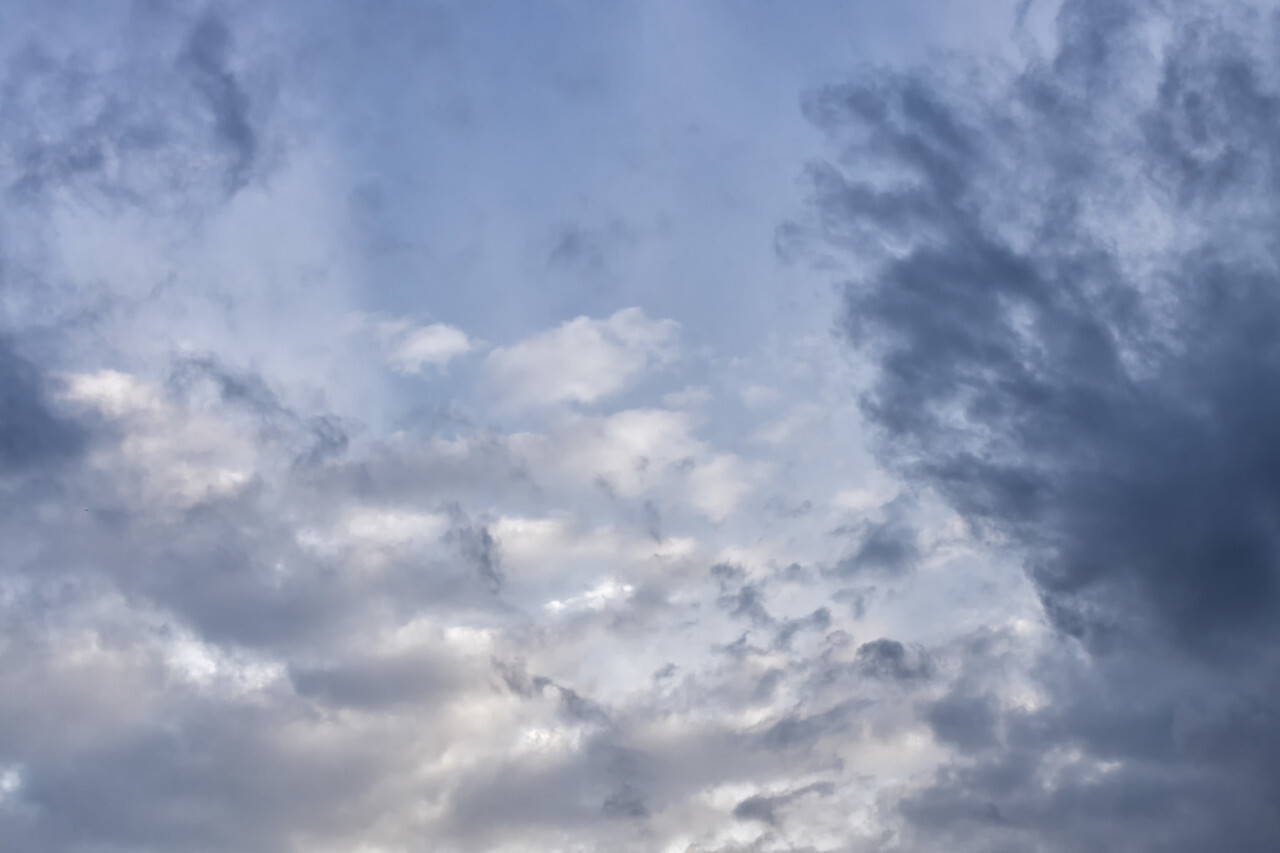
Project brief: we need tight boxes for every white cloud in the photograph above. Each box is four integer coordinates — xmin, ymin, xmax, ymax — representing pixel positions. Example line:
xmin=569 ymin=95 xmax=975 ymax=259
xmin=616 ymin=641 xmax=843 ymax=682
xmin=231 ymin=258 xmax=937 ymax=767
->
xmin=61 ymin=370 xmax=256 ymax=509
xmin=363 ymin=317 xmax=475 ymax=374
xmin=485 ymin=308 xmax=679 ymax=409
xmin=544 ymin=578 xmax=635 ymax=615
xmin=509 ymin=407 xmax=760 ymax=521
xmin=387 ymin=323 xmax=474 ymax=374
xmin=0 ymin=765 xmax=22 ymax=802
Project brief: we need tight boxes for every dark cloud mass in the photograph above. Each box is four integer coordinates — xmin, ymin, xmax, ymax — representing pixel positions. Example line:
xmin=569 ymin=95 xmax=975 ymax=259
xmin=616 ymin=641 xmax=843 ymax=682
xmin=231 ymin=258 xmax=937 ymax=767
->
xmin=0 ymin=338 xmax=84 ymax=470
xmin=798 ymin=0 xmax=1280 ymax=847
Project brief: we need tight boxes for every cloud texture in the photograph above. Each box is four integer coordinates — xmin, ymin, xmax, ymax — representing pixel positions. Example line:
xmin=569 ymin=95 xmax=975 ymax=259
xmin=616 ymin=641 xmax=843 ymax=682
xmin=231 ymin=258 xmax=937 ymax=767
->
xmin=796 ymin=0 xmax=1280 ymax=848
xmin=7 ymin=0 xmax=1280 ymax=851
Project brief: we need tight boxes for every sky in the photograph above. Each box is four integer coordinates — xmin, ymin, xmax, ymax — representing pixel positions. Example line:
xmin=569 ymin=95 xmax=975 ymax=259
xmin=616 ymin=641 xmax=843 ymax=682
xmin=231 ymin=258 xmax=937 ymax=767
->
xmin=4 ymin=0 xmax=1280 ymax=851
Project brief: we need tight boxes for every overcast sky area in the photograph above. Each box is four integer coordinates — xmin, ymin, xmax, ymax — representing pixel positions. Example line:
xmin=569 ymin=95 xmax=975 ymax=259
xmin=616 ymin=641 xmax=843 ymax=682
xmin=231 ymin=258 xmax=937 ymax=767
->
xmin=7 ymin=0 xmax=1280 ymax=850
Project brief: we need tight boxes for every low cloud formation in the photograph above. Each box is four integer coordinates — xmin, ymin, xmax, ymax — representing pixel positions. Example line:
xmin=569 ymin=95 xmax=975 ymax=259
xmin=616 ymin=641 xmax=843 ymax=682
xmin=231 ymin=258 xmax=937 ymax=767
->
xmin=796 ymin=0 xmax=1280 ymax=848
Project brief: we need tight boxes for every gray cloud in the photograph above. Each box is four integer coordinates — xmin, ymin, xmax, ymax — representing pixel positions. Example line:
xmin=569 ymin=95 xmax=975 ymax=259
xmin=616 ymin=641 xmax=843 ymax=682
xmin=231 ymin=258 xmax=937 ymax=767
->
xmin=797 ymin=0 xmax=1280 ymax=848
xmin=832 ymin=498 xmax=921 ymax=578
xmin=733 ymin=780 xmax=835 ymax=827
xmin=855 ymin=638 xmax=933 ymax=683
xmin=0 ymin=3 xmax=275 ymax=209
xmin=181 ymin=11 xmax=258 ymax=191
xmin=288 ymin=649 xmax=463 ymax=710
xmin=0 ymin=338 xmax=84 ymax=471
xmin=168 ymin=355 xmax=351 ymax=467
xmin=805 ymin=0 xmax=1280 ymax=656
xmin=720 ymin=583 xmax=774 ymax=626
xmin=445 ymin=508 xmax=505 ymax=594
xmin=923 ymin=692 xmax=999 ymax=752
xmin=773 ymin=607 xmax=831 ymax=651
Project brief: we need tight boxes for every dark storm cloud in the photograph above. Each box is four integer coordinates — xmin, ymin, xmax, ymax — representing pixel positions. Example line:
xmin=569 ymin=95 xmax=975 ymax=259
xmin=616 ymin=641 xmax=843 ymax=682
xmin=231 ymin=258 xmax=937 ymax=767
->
xmin=0 ymin=337 xmax=84 ymax=471
xmin=797 ymin=0 xmax=1280 ymax=847
xmin=804 ymin=0 xmax=1280 ymax=655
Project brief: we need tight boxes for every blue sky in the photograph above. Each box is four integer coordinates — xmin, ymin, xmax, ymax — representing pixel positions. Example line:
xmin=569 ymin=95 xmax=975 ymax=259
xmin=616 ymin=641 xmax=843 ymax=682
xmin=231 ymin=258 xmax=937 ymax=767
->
xmin=5 ymin=1 xmax=1280 ymax=851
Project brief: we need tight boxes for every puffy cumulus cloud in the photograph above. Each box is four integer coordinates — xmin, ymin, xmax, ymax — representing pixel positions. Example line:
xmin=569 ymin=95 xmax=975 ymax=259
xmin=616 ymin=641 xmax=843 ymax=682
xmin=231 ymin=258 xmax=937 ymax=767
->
xmin=0 ymin=277 xmax=1032 ymax=851
xmin=359 ymin=316 xmax=475 ymax=375
xmin=0 ymin=233 xmax=1029 ymax=853
xmin=484 ymin=308 xmax=680 ymax=410
xmin=0 ymin=348 xmax=1035 ymax=853
xmin=794 ymin=0 xmax=1280 ymax=848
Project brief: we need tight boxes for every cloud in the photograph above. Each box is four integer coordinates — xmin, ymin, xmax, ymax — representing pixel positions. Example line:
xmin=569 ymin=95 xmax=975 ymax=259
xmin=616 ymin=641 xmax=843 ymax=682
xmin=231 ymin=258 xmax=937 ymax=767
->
xmin=854 ymin=638 xmax=933 ymax=683
xmin=485 ymin=308 xmax=679 ymax=409
xmin=1 ymin=345 xmax=938 ymax=851
xmin=833 ymin=497 xmax=921 ymax=579
xmin=732 ymin=780 xmax=835 ymax=827
xmin=0 ymin=1 xmax=1152 ymax=850
xmin=0 ymin=338 xmax=85 ymax=472
xmin=182 ymin=11 xmax=258 ymax=191
xmin=545 ymin=222 xmax=633 ymax=274
xmin=0 ymin=3 xmax=279 ymax=209
xmin=367 ymin=318 xmax=474 ymax=374
xmin=508 ymin=407 xmax=759 ymax=521
xmin=795 ymin=0 xmax=1280 ymax=847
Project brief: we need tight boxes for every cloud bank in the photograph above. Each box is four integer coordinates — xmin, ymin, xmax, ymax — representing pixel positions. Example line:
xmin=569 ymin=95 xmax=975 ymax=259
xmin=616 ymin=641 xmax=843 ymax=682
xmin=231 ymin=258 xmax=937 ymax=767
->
xmin=796 ymin=0 xmax=1280 ymax=848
